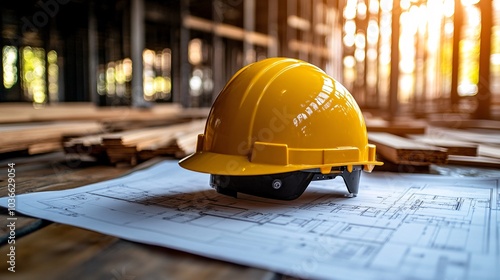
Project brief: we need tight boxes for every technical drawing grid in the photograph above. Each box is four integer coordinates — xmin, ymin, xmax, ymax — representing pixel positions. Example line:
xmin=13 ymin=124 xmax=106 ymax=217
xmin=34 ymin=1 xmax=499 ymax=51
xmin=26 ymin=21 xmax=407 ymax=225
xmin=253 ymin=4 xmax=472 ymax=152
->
xmin=1 ymin=161 xmax=498 ymax=280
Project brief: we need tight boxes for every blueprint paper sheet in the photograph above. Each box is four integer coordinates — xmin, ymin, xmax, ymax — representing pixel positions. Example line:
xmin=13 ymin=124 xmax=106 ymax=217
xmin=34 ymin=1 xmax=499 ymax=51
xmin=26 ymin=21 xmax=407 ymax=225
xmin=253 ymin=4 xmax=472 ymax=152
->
xmin=1 ymin=160 xmax=499 ymax=280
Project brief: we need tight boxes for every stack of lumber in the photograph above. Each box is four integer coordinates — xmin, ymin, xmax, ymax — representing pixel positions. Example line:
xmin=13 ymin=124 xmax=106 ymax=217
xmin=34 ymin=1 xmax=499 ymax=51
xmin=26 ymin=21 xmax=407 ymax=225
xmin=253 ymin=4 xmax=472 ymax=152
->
xmin=64 ymin=119 xmax=206 ymax=165
xmin=0 ymin=121 xmax=104 ymax=155
xmin=0 ymin=103 xmax=209 ymax=158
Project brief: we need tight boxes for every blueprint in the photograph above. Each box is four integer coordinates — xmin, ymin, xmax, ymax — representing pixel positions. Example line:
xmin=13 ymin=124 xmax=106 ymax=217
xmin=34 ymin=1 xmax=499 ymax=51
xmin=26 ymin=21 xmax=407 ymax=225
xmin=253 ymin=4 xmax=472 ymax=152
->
xmin=1 ymin=160 xmax=498 ymax=280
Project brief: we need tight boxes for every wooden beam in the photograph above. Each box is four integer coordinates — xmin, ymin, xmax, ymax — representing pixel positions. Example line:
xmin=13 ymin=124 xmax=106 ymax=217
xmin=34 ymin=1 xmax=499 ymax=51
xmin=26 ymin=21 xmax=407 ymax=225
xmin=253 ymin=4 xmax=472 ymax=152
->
xmin=428 ymin=119 xmax=500 ymax=130
xmin=427 ymin=126 xmax=500 ymax=145
xmin=447 ymin=155 xmax=500 ymax=169
xmin=407 ymin=135 xmax=478 ymax=156
xmin=474 ymin=0 xmax=493 ymax=119
xmin=0 ymin=103 xmax=186 ymax=124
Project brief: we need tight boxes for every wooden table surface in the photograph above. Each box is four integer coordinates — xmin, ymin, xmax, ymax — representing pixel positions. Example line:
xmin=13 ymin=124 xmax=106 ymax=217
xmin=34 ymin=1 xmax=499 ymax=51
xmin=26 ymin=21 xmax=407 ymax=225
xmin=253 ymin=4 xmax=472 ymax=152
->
xmin=1 ymin=152 xmax=499 ymax=280
xmin=0 ymin=152 xmax=277 ymax=280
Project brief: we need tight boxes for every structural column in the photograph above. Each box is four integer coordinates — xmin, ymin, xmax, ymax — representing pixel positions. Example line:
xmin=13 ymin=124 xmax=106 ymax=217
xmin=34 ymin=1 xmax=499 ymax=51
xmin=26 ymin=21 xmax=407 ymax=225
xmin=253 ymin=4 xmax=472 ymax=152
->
xmin=450 ymin=0 xmax=463 ymax=112
xmin=474 ymin=0 xmax=492 ymax=119
xmin=179 ymin=0 xmax=190 ymax=107
xmin=88 ymin=0 xmax=98 ymax=105
xmin=267 ymin=0 xmax=278 ymax=58
xmin=131 ymin=0 xmax=147 ymax=107
xmin=243 ymin=0 xmax=255 ymax=65
xmin=388 ymin=0 xmax=400 ymax=120
xmin=212 ymin=0 xmax=224 ymax=103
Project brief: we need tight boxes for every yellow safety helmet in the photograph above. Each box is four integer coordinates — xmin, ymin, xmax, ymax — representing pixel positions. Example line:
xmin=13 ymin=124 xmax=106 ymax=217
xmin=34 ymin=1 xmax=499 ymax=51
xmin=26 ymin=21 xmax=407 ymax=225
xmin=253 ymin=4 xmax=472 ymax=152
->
xmin=179 ymin=57 xmax=382 ymax=200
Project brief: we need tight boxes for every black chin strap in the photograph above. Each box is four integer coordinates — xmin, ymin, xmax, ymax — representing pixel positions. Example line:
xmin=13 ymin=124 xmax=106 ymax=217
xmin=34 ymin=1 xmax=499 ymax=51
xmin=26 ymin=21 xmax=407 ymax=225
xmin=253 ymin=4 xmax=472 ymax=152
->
xmin=210 ymin=166 xmax=363 ymax=200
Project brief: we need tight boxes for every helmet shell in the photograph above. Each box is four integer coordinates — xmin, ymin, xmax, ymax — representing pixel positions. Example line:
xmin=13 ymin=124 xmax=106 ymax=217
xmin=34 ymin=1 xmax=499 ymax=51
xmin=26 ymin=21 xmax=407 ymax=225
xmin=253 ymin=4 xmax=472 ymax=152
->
xmin=180 ymin=57 xmax=382 ymax=175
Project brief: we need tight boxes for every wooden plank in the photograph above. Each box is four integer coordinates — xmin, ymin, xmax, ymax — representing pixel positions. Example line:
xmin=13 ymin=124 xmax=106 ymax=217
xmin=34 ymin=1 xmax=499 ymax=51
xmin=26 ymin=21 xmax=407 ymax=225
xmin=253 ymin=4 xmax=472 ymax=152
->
xmin=428 ymin=118 xmax=500 ymax=130
xmin=447 ymin=155 xmax=500 ymax=169
xmin=368 ymin=132 xmax=448 ymax=165
xmin=0 ymin=145 xmax=29 ymax=154
xmin=477 ymin=144 xmax=500 ymax=159
xmin=425 ymin=126 xmax=500 ymax=159
xmin=0 ymin=121 xmax=104 ymax=153
xmin=0 ymin=103 xmax=183 ymax=124
xmin=427 ymin=126 xmax=500 ymax=145
xmin=28 ymin=141 xmax=62 ymax=155
xmin=104 ymin=118 xmax=187 ymax=132
xmin=407 ymin=135 xmax=478 ymax=156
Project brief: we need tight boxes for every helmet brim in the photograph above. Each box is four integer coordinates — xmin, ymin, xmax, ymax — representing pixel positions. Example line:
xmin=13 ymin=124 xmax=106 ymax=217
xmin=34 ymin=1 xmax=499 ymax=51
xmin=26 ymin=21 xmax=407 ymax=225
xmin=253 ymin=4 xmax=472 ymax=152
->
xmin=179 ymin=151 xmax=382 ymax=176
xmin=179 ymin=151 xmax=304 ymax=176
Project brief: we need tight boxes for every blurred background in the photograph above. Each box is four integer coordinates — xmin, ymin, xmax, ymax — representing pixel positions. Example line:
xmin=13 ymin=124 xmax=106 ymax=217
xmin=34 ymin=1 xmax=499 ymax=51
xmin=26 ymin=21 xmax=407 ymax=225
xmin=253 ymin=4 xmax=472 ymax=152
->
xmin=0 ymin=0 xmax=499 ymax=120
